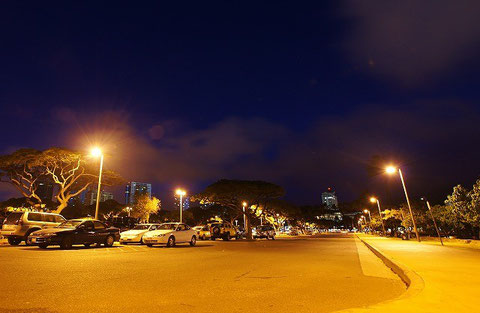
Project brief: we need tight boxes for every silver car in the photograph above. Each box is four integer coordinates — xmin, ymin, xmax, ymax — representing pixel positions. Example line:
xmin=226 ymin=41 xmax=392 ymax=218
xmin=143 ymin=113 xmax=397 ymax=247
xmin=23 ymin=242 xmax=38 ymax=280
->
xmin=1 ymin=211 xmax=66 ymax=245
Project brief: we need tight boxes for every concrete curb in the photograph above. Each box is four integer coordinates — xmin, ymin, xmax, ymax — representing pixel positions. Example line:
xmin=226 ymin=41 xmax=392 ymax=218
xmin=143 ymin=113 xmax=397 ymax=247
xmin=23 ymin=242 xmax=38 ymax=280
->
xmin=356 ymin=235 xmax=425 ymax=299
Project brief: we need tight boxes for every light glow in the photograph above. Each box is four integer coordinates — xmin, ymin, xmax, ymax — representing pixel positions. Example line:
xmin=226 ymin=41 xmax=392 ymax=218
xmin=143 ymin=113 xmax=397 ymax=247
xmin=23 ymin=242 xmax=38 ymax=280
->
xmin=370 ymin=197 xmax=377 ymax=203
xmin=175 ymin=189 xmax=186 ymax=196
xmin=90 ymin=147 xmax=102 ymax=157
xmin=386 ymin=166 xmax=397 ymax=174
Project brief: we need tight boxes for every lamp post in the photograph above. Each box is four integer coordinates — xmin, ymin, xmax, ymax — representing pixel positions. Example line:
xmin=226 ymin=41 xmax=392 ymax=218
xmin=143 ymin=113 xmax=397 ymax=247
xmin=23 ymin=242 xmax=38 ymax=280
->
xmin=421 ymin=197 xmax=444 ymax=246
xmin=370 ymin=197 xmax=386 ymax=236
xmin=242 ymin=202 xmax=247 ymax=229
xmin=363 ymin=209 xmax=372 ymax=233
xmin=91 ymin=148 xmax=104 ymax=220
xmin=386 ymin=166 xmax=420 ymax=242
xmin=176 ymin=189 xmax=186 ymax=223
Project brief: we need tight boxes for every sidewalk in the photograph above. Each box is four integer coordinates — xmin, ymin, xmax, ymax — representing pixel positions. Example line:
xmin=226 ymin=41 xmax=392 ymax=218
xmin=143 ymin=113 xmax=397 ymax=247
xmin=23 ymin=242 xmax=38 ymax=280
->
xmin=337 ymin=234 xmax=480 ymax=313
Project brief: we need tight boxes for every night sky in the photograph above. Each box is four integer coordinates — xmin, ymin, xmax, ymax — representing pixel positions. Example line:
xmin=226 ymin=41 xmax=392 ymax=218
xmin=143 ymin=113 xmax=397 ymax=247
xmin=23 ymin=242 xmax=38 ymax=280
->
xmin=2 ymin=1 xmax=480 ymax=208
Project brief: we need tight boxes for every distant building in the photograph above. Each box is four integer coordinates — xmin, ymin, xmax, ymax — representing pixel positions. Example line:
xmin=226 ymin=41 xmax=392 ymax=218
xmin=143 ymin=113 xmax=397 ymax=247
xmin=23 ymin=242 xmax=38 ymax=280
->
xmin=36 ymin=181 xmax=54 ymax=202
xmin=68 ymin=187 xmax=114 ymax=206
xmin=86 ymin=190 xmax=114 ymax=205
xmin=321 ymin=188 xmax=338 ymax=208
xmin=125 ymin=182 xmax=152 ymax=204
xmin=319 ymin=188 xmax=342 ymax=221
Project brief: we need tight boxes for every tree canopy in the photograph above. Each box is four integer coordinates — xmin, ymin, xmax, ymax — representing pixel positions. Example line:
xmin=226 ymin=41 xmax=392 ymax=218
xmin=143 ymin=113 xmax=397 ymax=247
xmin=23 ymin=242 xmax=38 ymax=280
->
xmin=0 ymin=147 xmax=123 ymax=214
xmin=192 ymin=179 xmax=285 ymax=239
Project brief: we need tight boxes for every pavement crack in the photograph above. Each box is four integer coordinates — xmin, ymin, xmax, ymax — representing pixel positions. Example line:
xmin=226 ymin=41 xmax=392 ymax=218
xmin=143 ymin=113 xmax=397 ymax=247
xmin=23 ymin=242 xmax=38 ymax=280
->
xmin=246 ymin=276 xmax=287 ymax=280
xmin=235 ymin=270 xmax=252 ymax=279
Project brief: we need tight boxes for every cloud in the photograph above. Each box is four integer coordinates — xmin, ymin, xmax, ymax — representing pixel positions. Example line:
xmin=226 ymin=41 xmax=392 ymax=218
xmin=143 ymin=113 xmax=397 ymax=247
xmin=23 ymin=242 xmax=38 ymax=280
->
xmin=5 ymin=102 xmax=479 ymax=206
xmin=343 ymin=0 xmax=480 ymax=85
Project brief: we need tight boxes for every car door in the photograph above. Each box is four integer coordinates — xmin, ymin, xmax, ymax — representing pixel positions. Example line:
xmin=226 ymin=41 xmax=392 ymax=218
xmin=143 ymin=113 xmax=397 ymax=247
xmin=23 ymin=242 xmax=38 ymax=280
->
xmin=183 ymin=224 xmax=194 ymax=241
xmin=75 ymin=221 xmax=95 ymax=243
xmin=175 ymin=224 xmax=187 ymax=242
xmin=93 ymin=221 xmax=108 ymax=243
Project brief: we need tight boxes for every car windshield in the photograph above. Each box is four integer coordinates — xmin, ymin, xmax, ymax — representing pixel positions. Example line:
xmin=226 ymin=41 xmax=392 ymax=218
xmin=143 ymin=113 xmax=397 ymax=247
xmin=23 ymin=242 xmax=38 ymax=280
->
xmin=58 ymin=220 xmax=83 ymax=228
xmin=157 ymin=224 xmax=178 ymax=230
xmin=133 ymin=225 xmax=150 ymax=230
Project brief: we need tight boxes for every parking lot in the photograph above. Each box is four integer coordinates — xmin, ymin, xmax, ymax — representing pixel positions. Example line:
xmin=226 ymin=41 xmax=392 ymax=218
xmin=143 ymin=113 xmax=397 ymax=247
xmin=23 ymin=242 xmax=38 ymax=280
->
xmin=0 ymin=234 xmax=405 ymax=313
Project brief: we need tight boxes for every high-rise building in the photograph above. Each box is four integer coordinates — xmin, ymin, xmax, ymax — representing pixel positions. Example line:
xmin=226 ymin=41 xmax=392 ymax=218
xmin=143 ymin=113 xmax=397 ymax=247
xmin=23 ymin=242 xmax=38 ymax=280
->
xmin=321 ymin=188 xmax=338 ymax=208
xmin=125 ymin=182 xmax=152 ymax=204
xmin=86 ymin=190 xmax=114 ymax=205
xmin=36 ymin=181 xmax=54 ymax=202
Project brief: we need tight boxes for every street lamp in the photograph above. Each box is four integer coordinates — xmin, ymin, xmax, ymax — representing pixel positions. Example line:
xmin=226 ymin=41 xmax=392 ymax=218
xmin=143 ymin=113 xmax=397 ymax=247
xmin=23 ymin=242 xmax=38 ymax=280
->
xmin=242 ymin=202 xmax=247 ymax=229
xmin=363 ymin=209 xmax=372 ymax=233
xmin=91 ymin=147 xmax=104 ymax=220
xmin=176 ymin=189 xmax=186 ymax=223
xmin=385 ymin=166 xmax=420 ymax=242
xmin=421 ymin=197 xmax=444 ymax=246
xmin=370 ymin=197 xmax=386 ymax=236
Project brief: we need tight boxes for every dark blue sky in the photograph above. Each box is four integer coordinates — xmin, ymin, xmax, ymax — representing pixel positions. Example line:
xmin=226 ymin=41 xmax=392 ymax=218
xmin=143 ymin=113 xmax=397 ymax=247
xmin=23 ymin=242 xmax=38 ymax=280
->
xmin=2 ymin=1 xmax=480 ymax=208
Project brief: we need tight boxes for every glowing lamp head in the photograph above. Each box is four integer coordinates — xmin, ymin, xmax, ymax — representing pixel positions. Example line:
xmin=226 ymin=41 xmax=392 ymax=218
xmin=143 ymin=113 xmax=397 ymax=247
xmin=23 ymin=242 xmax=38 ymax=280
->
xmin=386 ymin=166 xmax=397 ymax=174
xmin=90 ymin=147 xmax=102 ymax=157
xmin=363 ymin=209 xmax=369 ymax=214
xmin=370 ymin=197 xmax=377 ymax=203
xmin=175 ymin=189 xmax=186 ymax=196
xmin=242 ymin=201 xmax=247 ymax=207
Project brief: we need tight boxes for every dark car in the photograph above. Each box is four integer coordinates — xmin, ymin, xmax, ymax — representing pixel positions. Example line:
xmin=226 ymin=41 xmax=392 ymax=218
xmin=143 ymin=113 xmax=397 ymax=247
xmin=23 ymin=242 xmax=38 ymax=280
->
xmin=253 ymin=225 xmax=276 ymax=240
xmin=27 ymin=219 xmax=120 ymax=249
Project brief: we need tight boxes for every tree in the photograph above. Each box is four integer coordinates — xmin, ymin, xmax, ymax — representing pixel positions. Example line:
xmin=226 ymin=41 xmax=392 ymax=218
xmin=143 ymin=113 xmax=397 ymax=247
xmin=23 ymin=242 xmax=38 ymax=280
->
xmin=132 ymin=194 xmax=161 ymax=222
xmin=37 ymin=148 xmax=123 ymax=214
xmin=192 ymin=179 xmax=285 ymax=239
xmin=0 ymin=149 xmax=46 ymax=206
xmin=444 ymin=182 xmax=480 ymax=239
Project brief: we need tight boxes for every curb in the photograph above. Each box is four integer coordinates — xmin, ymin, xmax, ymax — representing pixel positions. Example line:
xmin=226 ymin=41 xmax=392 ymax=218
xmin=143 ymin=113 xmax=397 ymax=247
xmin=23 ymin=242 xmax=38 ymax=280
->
xmin=356 ymin=235 xmax=424 ymax=298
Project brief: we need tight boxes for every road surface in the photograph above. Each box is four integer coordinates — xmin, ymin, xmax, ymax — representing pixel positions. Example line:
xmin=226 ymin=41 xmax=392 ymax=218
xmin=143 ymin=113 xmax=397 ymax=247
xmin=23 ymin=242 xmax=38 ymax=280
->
xmin=0 ymin=234 xmax=404 ymax=313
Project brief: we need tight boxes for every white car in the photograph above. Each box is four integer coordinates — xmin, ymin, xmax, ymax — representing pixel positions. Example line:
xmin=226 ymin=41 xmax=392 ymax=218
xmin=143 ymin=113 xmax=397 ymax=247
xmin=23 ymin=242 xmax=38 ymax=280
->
xmin=143 ymin=223 xmax=196 ymax=247
xmin=120 ymin=223 xmax=161 ymax=244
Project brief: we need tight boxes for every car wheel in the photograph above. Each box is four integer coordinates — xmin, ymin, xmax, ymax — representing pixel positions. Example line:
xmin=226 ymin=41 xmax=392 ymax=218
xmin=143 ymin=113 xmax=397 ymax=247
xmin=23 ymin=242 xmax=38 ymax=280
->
xmin=8 ymin=237 xmax=21 ymax=246
xmin=146 ymin=244 xmax=153 ymax=247
xmin=38 ymin=244 xmax=48 ymax=249
xmin=166 ymin=236 xmax=175 ymax=247
xmin=84 ymin=243 xmax=92 ymax=248
xmin=104 ymin=235 xmax=114 ymax=247
xmin=223 ymin=233 xmax=230 ymax=241
xmin=211 ymin=237 xmax=216 ymax=241
xmin=24 ymin=229 xmax=38 ymax=246
xmin=140 ymin=237 xmax=144 ymax=245
xmin=190 ymin=236 xmax=196 ymax=246
xmin=201 ymin=235 xmax=206 ymax=240
xmin=60 ymin=236 xmax=73 ymax=250
xmin=271 ymin=235 xmax=275 ymax=240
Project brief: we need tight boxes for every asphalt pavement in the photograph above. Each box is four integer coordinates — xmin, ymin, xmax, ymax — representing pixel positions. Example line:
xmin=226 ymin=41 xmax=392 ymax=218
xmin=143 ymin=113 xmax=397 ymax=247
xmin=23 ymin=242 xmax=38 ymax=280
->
xmin=0 ymin=234 xmax=405 ymax=313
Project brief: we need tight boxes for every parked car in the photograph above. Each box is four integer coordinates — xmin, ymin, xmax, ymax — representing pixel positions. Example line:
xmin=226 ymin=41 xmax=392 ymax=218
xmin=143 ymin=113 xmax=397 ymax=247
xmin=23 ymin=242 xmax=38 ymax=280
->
xmin=193 ymin=225 xmax=211 ymax=240
xmin=253 ymin=224 xmax=276 ymax=239
xmin=120 ymin=223 xmax=161 ymax=244
xmin=27 ymin=219 xmax=120 ymax=249
xmin=143 ymin=223 xmax=196 ymax=247
xmin=209 ymin=221 xmax=238 ymax=240
xmin=1 ymin=211 xmax=66 ymax=246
